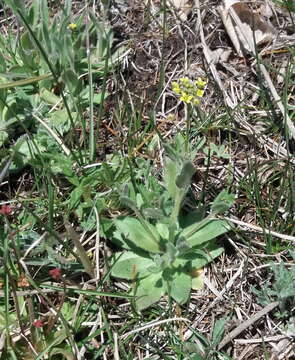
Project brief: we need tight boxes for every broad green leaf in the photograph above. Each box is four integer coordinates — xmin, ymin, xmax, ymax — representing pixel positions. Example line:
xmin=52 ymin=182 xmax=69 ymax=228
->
xmin=175 ymin=160 xmax=195 ymax=189
xmin=190 ymin=242 xmax=224 ymax=269
xmin=155 ymin=222 xmax=169 ymax=240
xmin=211 ymin=316 xmax=229 ymax=348
xmin=179 ymin=208 xmax=205 ymax=228
xmin=163 ymin=159 xmax=178 ymax=198
xmin=175 ymin=236 xmax=190 ymax=253
xmin=16 ymin=137 xmax=46 ymax=160
xmin=39 ymin=0 xmax=50 ymax=29
xmin=111 ymin=252 xmax=154 ymax=279
xmin=93 ymin=92 xmax=105 ymax=105
xmin=50 ymin=109 xmax=72 ymax=134
xmin=39 ymin=88 xmax=60 ymax=105
xmin=20 ymin=31 xmax=34 ymax=51
xmin=120 ymin=196 xmax=138 ymax=213
xmin=143 ymin=207 xmax=165 ymax=220
xmin=211 ymin=190 xmax=235 ymax=214
xmin=170 ymin=271 xmax=191 ymax=304
xmin=183 ymin=342 xmax=205 ymax=359
xmin=181 ymin=219 xmax=230 ymax=247
xmin=108 ymin=45 xmax=127 ymax=67
xmin=27 ymin=0 xmax=40 ymax=27
xmin=135 ymin=273 xmax=166 ymax=310
xmin=35 ymin=330 xmax=69 ymax=360
xmin=0 ymin=305 xmax=17 ymax=331
xmin=114 ymin=217 xmax=161 ymax=253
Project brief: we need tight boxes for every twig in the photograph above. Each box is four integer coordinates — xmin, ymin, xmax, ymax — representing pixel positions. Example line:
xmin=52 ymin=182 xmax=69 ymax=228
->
xmin=218 ymin=301 xmax=279 ymax=350
xmin=221 ymin=216 xmax=295 ymax=243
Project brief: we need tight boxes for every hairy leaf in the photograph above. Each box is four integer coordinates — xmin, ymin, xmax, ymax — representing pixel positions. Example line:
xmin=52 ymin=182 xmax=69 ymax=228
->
xmin=170 ymin=271 xmax=191 ymax=304
xmin=111 ymin=252 xmax=153 ymax=280
xmin=135 ymin=273 xmax=166 ymax=310
xmin=114 ymin=217 xmax=161 ymax=253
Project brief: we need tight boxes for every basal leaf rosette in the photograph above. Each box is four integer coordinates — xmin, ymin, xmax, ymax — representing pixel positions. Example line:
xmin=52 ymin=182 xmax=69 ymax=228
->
xmin=111 ymin=216 xmax=230 ymax=310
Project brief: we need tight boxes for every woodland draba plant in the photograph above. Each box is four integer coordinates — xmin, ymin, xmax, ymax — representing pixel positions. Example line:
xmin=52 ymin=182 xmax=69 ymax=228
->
xmin=110 ymin=137 xmax=234 ymax=310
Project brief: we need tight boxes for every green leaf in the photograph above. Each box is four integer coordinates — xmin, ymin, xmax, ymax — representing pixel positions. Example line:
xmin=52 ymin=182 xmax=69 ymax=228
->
xmin=175 ymin=160 xmax=195 ymax=189
xmin=143 ymin=207 xmax=165 ymax=220
xmin=155 ymin=222 xmax=170 ymax=241
xmin=0 ymin=55 xmax=6 ymax=73
xmin=62 ymin=69 xmax=81 ymax=95
xmin=20 ymin=31 xmax=35 ymax=53
xmin=0 ymin=129 xmax=8 ymax=147
xmin=120 ymin=196 xmax=139 ymax=213
xmin=93 ymin=92 xmax=105 ymax=105
xmin=135 ymin=273 xmax=166 ymax=310
xmin=68 ymin=186 xmax=84 ymax=210
xmin=49 ymin=348 xmax=74 ymax=360
xmin=16 ymin=136 xmax=46 ymax=161
xmin=50 ymin=108 xmax=72 ymax=134
xmin=163 ymin=159 xmax=178 ymax=198
xmin=179 ymin=208 xmax=205 ymax=228
xmin=211 ymin=190 xmax=235 ymax=214
xmin=39 ymin=88 xmax=60 ymax=105
xmin=170 ymin=271 xmax=191 ymax=304
xmin=211 ymin=316 xmax=229 ymax=348
xmin=183 ymin=343 xmax=205 ymax=359
xmin=175 ymin=236 xmax=190 ymax=253
xmin=190 ymin=242 xmax=224 ymax=269
xmin=181 ymin=219 xmax=230 ymax=247
xmin=111 ymin=252 xmax=154 ymax=279
xmin=40 ymin=0 xmax=50 ymax=24
xmin=114 ymin=217 xmax=161 ymax=253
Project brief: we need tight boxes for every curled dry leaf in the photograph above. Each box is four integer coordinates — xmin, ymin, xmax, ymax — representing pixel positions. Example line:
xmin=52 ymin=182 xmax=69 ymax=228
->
xmin=219 ymin=0 xmax=277 ymax=55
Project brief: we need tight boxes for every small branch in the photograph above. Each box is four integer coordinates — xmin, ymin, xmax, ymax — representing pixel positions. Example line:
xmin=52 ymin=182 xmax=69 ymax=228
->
xmin=221 ymin=216 xmax=295 ymax=243
xmin=218 ymin=301 xmax=279 ymax=350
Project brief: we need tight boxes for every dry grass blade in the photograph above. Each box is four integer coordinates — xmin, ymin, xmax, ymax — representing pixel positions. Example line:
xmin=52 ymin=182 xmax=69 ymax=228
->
xmin=121 ymin=317 xmax=190 ymax=339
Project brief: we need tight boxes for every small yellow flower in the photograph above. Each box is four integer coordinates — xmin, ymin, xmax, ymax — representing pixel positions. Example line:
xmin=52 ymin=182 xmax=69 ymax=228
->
xmin=196 ymin=89 xmax=205 ymax=97
xmin=172 ymin=82 xmax=181 ymax=95
xmin=180 ymin=93 xmax=193 ymax=104
xmin=180 ymin=77 xmax=190 ymax=86
xmin=193 ymin=98 xmax=200 ymax=105
xmin=195 ymin=78 xmax=207 ymax=89
xmin=68 ymin=23 xmax=77 ymax=30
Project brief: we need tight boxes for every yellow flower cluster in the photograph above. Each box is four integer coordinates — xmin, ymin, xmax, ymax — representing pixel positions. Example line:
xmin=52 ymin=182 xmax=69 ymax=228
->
xmin=172 ymin=77 xmax=207 ymax=105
